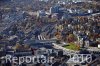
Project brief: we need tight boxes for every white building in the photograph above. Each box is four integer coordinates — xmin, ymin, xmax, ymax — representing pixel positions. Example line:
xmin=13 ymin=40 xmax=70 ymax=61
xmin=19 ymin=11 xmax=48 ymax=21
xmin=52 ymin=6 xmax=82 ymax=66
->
xmin=60 ymin=0 xmax=91 ymax=3
xmin=39 ymin=0 xmax=49 ymax=2
xmin=37 ymin=10 xmax=46 ymax=17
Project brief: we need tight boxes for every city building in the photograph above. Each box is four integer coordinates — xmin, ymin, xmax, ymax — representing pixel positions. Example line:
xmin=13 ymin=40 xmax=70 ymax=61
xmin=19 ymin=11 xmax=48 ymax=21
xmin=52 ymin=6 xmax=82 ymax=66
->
xmin=37 ymin=10 xmax=47 ymax=17
xmin=62 ymin=0 xmax=92 ymax=2
xmin=50 ymin=5 xmax=61 ymax=14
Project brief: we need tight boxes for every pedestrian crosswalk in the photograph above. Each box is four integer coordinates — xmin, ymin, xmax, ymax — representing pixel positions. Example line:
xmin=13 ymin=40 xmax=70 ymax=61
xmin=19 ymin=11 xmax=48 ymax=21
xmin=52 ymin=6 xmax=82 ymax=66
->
xmin=38 ymin=35 xmax=46 ymax=40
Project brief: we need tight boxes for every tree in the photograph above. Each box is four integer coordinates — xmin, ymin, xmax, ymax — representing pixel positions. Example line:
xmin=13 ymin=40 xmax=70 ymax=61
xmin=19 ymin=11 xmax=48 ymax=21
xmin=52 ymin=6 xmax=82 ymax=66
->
xmin=14 ymin=43 xmax=22 ymax=50
xmin=24 ymin=44 xmax=30 ymax=49
xmin=67 ymin=34 xmax=76 ymax=43
xmin=0 ymin=35 xmax=3 ymax=40
xmin=55 ymin=31 xmax=62 ymax=40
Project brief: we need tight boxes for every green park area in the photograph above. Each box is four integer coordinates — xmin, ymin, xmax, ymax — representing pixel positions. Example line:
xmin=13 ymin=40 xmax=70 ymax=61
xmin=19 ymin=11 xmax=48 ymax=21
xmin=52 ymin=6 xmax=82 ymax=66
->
xmin=63 ymin=43 xmax=80 ymax=51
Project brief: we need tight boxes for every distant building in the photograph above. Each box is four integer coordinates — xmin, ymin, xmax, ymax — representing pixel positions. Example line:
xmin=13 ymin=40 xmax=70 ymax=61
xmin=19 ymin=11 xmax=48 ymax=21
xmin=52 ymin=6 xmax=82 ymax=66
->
xmin=50 ymin=5 xmax=61 ymax=14
xmin=88 ymin=57 xmax=100 ymax=66
xmin=72 ymin=0 xmax=88 ymax=2
xmin=61 ymin=12 xmax=71 ymax=20
xmin=88 ymin=9 xmax=93 ymax=13
xmin=37 ymin=10 xmax=46 ymax=17
xmin=57 ymin=1 xmax=66 ymax=5
xmin=39 ymin=0 xmax=49 ymax=2
xmin=98 ymin=44 xmax=100 ymax=48
xmin=50 ymin=5 xmax=65 ymax=19
xmin=0 ymin=10 xmax=2 ymax=20
xmin=0 ymin=50 xmax=6 ymax=57
xmin=61 ymin=0 xmax=91 ymax=3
